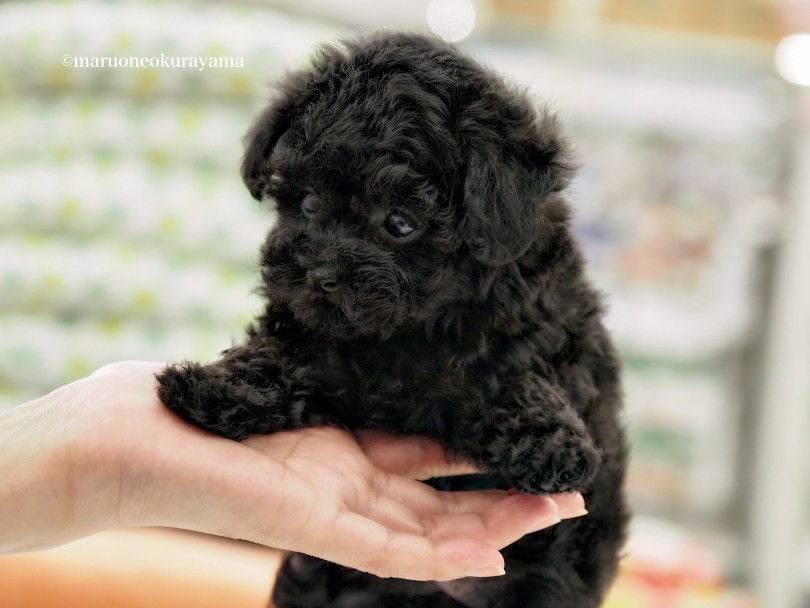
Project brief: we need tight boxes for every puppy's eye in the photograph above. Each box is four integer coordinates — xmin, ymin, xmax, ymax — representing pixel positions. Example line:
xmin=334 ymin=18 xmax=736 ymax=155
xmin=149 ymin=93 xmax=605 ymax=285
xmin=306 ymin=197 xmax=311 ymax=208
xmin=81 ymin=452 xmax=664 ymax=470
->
xmin=383 ymin=211 xmax=417 ymax=240
xmin=301 ymin=193 xmax=323 ymax=217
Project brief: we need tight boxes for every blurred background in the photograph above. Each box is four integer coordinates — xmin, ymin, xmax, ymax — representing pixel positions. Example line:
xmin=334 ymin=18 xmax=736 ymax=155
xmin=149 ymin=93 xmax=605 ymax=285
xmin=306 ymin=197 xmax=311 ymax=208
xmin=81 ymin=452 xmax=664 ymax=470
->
xmin=1 ymin=0 xmax=809 ymax=606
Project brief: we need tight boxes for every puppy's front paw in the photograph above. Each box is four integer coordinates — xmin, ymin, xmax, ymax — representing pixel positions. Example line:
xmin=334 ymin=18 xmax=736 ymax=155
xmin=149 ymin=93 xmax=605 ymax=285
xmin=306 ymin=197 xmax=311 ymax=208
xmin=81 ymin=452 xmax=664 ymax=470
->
xmin=157 ymin=362 xmax=252 ymax=439
xmin=505 ymin=431 xmax=601 ymax=494
xmin=156 ymin=362 xmax=220 ymax=423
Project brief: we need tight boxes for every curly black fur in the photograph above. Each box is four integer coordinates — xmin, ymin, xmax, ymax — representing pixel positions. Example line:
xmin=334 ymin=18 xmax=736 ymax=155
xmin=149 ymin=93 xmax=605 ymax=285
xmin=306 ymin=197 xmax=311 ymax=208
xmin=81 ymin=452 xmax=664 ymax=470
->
xmin=157 ymin=31 xmax=629 ymax=608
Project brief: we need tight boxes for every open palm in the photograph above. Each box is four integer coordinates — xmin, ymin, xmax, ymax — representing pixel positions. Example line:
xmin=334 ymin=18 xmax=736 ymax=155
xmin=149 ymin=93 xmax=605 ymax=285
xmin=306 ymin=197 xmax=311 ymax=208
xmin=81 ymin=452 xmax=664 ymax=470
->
xmin=49 ymin=362 xmax=585 ymax=581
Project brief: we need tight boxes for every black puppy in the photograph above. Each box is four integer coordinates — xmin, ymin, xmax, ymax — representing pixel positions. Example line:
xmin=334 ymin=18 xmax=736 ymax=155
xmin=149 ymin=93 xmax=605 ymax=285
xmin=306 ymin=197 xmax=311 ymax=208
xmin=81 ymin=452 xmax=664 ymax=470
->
xmin=157 ymin=31 xmax=629 ymax=608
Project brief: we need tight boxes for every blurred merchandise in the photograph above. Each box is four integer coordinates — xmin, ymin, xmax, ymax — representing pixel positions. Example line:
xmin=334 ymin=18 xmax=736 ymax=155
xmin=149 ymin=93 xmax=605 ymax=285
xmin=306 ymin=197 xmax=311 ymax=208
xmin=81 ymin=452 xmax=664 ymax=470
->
xmin=600 ymin=0 xmax=781 ymax=41
xmin=604 ymin=517 xmax=756 ymax=608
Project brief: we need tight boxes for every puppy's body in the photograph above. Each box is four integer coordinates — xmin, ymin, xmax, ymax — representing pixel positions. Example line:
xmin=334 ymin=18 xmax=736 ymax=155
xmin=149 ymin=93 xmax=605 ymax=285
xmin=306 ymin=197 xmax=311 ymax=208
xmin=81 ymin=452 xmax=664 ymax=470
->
xmin=158 ymin=32 xmax=629 ymax=608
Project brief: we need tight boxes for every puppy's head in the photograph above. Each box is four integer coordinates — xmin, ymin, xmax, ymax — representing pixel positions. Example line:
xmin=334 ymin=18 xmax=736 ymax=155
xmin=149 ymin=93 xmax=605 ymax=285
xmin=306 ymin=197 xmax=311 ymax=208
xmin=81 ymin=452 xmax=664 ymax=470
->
xmin=243 ymin=32 xmax=574 ymax=340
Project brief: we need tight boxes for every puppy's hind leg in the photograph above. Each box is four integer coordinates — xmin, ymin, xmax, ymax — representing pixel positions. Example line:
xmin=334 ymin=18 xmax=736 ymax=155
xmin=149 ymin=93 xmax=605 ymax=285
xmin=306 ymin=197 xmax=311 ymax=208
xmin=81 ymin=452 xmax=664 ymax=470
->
xmin=272 ymin=554 xmax=388 ymax=608
xmin=271 ymin=554 xmax=341 ymax=608
xmin=272 ymin=554 xmax=458 ymax=608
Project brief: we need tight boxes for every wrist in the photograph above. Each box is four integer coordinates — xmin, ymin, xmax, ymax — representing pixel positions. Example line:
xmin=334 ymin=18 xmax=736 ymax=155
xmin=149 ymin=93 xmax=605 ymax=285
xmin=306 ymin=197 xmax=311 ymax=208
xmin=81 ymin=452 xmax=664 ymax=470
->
xmin=0 ymin=380 xmax=121 ymax=554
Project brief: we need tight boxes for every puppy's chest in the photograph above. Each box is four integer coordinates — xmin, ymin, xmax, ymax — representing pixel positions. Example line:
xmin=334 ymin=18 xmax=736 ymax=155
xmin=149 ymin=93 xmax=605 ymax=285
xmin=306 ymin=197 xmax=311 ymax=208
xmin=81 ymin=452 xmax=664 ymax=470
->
xmin=307 ymin=343 xmax=484 ymax=431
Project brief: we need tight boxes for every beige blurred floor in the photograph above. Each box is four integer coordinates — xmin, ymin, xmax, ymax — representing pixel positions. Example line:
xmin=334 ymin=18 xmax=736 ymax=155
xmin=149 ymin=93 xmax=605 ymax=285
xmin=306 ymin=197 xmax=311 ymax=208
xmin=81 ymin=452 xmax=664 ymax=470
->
xmin=0 ymin=528 xmax=283 ymax=608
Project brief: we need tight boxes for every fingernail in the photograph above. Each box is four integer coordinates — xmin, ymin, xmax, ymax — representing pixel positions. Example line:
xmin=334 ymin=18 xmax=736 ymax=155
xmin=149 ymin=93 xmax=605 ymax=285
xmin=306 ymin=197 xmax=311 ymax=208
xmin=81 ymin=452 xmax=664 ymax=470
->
xmin=560 ymin=508 xmax=588 ymax=519
xmin=468 ymin=566 xmax=506 ymax=577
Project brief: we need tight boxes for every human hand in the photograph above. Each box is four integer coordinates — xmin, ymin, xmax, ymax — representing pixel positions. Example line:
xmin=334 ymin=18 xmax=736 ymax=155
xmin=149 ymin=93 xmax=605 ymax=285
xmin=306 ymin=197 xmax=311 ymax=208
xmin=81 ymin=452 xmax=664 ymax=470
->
xmin=0 ymin=361 xmax=586 ymax=580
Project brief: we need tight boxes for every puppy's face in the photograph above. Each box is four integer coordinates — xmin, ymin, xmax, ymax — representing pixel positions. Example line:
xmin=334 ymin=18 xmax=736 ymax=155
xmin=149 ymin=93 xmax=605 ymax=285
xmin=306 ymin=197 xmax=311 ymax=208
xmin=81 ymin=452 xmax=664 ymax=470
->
xmin=242 ymin=33 xmax=572 ymax=340
xmin=258 ymin=147 xmax=464 ymax=340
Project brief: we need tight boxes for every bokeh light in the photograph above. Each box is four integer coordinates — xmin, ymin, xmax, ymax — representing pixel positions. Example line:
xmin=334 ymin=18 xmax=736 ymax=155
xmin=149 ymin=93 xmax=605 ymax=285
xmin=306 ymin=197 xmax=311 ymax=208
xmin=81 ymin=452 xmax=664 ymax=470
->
xmin=775 ymin=33 xmax=810 ymax=87
xmin=426 ymin=0 xmax=476 ymax=42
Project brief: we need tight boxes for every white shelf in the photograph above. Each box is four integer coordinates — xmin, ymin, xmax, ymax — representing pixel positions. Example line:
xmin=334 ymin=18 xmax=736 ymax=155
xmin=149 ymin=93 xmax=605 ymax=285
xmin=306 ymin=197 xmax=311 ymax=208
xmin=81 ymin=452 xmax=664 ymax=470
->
xmin=748 ymin=89 xmax=810 ymax=608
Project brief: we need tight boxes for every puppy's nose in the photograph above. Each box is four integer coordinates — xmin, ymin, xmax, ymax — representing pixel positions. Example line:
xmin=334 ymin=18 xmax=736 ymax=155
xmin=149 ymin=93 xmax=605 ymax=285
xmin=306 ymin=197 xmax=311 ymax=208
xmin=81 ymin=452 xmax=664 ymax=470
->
xmin=306 ymin=268 xmax=340 ymax=294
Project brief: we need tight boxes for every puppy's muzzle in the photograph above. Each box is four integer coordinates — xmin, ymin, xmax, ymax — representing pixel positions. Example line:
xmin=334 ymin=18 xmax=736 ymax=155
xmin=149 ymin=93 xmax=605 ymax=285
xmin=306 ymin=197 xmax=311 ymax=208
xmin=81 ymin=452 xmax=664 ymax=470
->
xmin=306 ymin=267 xmax=340 ymax=294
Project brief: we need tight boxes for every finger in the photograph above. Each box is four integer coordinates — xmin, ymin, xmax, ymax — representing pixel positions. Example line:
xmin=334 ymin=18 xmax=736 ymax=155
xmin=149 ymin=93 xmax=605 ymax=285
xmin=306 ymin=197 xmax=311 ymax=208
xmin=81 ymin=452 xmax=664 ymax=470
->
xmin=367 ymin=470 xmax=512 ymax=520
xmin=364 ymin=476 xmax=572 ymax=549
xmin=417 ymin=493 xmax=562 ymax=549
xmin=352 ymin=476 xmax=521 ymax=542
xmin=375 ymin=472 xmax=548 ymax=521
xmin=354 ymin=489 xmax=424 ymax=536
xmin=547 ymin=492 xmax=587 ymax=518
xmin=322 ymin=509 xmax=505 ymax=580
xmin=355 ymin=431 xmax=478 ymax=479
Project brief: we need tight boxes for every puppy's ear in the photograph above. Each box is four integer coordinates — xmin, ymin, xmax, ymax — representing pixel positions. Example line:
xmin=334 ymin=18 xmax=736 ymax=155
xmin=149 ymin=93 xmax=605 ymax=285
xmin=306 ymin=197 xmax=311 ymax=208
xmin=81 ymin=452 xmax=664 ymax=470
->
xmin=459 ymin=109 xmax=574 ymax=266
xmin=241 ymin=72 xmax=309 ymax=200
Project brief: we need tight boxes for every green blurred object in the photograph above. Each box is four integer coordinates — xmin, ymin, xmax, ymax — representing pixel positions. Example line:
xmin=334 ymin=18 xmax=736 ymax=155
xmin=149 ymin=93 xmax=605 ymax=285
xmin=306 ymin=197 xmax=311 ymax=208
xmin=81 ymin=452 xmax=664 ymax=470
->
xmin=0 ymin=0 xmax=341 ymax=408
